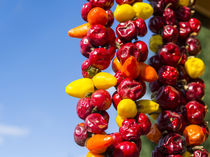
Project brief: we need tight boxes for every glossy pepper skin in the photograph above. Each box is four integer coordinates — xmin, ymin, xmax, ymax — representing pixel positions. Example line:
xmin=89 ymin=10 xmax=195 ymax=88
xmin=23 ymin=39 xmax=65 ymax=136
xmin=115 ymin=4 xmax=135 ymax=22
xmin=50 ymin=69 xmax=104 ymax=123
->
xmin=185 ymin=57 xmax=205 ymax=79
xmin=86 ymin=134 xmax=114 ymax=154
xmin=119 ymin=119 xmax=141 ymax=141
xmin=114 ymin=71 xmax=125 ymax=86
xmin=110 ymin=132 xmax=123 ymax=147
xmin=133 ymin=2 xmax=154 ymax=20
xmin=134 ymin=18 xmax=147 ymax=37
xmin=116 ymin=20 xmax=138 ymax=42
xmin=137 ymin=113 xmax=151 ymax=135
xmin=112 ymin=91 xmax=122 ymax=110
xmin=158 ymin=42 xmax=182 ymax=66
xmin=155 ymin=85 xmax=181 ymax=110
xmin=74 ymin=123 xmax=88 ymax=146
xmin=121 ymin=56 xmax=141 ymax=79
xmin=117 ymin=99 xmax=137 ymax=118
xmin=158 ymin=133 xmax=186 ymax=155
xmin=77 ymin=97 xmax=93 ymax=120
xmin=92 ymin=72 xmax=117 ymax=89
xmin=117 ymin=43 xmax=140 ymax=64
xmin=193 ymin=149 xmax=209 ymax=157
xmin=87 ymin=24 xmax=108 ymax=46
xmin=80 ymin=36 xmax=94 ymax=58
xmin=117 ymin=78 xmax=146 ymax=101
xmin=157 ymin=110 xmax=182 ymax=132
xmin=186 ymin=37 xmax=201 ymax=56
xmin=114 ymin=4 xmax=136 ymax=22
xmin=112 ymin=57 xmax=122 ymax=73
xmin=185 ymin=82 xmax=205 ymax=101
xmin=183 ymin=124 xmax=206 ymax=146
xmin=85 ymin=113 xmax=108 ymax=134
xmin=90 ymin=89 xmax=112 ymax=111
xmin=185 ymin=101 xmax=206 ymax=124
xmin=158 ymin=65 xmax=179 ymax=86
xmin=134 ymin=40 xmax=148 ymax=62
xmin=113 ymin=141 xmax=139 ymax=157
xmin=89 ymin=48 xmax=111 ymax=70
xmin=66 ymin=78 xmax=94 ymax=98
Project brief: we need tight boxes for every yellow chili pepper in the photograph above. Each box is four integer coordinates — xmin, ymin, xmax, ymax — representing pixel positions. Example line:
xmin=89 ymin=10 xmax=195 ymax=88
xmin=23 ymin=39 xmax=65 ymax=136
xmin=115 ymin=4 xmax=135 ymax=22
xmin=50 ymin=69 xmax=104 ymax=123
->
xmin=178 ymin=0 xmax=190 ymax=6
xmin=66 ymin=78 xmax=94 ymax=98
xmin=133 ymin=2 xmax=153 ymax=20
xmin=182 ymin=151 xmax=191 ymax=157
xmin=117 ymin=99 xmax=137 ymax=118
xmin=149 ymin=35 xmax=163 ymax=53
xmin=92 ymin=72 xmax=117 ymax=89
xmin=116 ymin=114 xmax=126 ymax=127
xmin=114 ymin=4 xmax=136 ymax=22
xmin=185 ymin=57 xmax=205 ymax=79
xmin=136 ymin=99 xmax=160 ymax=114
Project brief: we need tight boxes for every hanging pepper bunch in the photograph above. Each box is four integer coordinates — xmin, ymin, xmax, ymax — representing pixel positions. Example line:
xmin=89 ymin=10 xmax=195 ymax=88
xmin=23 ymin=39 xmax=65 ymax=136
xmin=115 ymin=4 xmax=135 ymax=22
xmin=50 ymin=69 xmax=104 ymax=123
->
xmin=66 ymin=1 xmax=118 ymax=156
xmin=111 ymin=0 xmax=160 ymax=156
xmin=146 ymin=0 xmax=209 ymax=156
xmin=66 ymin=0 xmax=161 ymax=156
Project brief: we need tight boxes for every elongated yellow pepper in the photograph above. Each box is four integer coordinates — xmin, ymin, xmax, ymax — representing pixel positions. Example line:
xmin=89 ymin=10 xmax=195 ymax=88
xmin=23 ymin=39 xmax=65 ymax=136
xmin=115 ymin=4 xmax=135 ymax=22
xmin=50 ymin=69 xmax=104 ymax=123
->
xmin=92 ymin=72 xmax=117 ymax=90
xmin=66 ymin=78 xmax=94 ymax=98
xmin=136 ymin=99 xmax=160 ymax=114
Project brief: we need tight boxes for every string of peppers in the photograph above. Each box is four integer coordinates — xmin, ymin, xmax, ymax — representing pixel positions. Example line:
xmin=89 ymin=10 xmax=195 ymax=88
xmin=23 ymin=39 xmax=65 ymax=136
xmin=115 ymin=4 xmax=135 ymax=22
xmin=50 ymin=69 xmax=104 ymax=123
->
xmin=65 ymin=0 xmax=161 ymax=156
xmin=65 ymin=0 xmax=209 ymax=156
xmin=147 ymin=0 xmax=209 ymax=156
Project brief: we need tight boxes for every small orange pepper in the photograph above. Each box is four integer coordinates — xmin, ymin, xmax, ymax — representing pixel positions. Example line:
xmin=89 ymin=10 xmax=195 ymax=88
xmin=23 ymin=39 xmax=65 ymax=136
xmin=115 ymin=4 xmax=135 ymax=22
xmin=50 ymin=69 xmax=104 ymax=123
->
xmin=68 ymin=23 xmax=91 ymax=38
xmin=87 ymin=7 xmax=108 ymax=25
xmin=86 ymin=134 xmax=113 ymax=154
xmin=183 ymin=124 xmax=205 ymax=146
xmin=139 ymin=62 xmax=158 ymax=82
xmin=121 ymin=56 xmax=141 ymax=79
xmin=112 ymin=57 xmax=122 ymax=73
xmin=146 ymin=123 xmax=162 ymax=143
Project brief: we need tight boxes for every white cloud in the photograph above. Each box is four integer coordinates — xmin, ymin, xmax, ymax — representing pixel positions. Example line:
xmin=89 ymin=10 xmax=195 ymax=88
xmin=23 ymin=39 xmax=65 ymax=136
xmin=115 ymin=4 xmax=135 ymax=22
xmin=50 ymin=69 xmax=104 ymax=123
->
xmin=0 ymin=124 xmax=30 ymax=145
xmin=0 ymin=124 xmax=29 ymax=136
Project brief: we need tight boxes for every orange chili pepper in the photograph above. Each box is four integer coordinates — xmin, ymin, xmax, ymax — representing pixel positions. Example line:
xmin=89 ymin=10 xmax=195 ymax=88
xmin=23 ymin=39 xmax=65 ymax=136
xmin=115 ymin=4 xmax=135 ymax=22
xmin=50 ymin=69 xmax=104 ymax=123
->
xmin=86 ymin=134 xmax=113 ymax=154
xmin=112 ymin=57 xmax=122 ymax=73
xmin=183 ymin=124 xmax=205 ymax=146
xmin=86 ymin=152 xmax=105 ymax=157
xmin=121 ymin=56 xmax=141 ymax=79
xmin=139 ymin=62 xmax=158 ymax=82
xmin=87 ymin=7 xmax=108 ymax=25
xmin=68 ymin=23 xmax=91 ymax=38
xmin=146 ymin=123 xmax=162 ymax=144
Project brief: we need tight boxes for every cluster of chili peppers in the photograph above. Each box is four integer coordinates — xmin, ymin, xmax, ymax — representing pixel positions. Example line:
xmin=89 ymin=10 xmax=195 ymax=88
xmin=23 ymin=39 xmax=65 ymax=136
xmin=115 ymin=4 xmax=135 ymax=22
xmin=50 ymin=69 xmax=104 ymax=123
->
xmin=147 ymin=0 xmax=209 ymax=156
xmin=67 ymin=0 xmax=118 ymax=156
xmin=66 ymin=0 xmax=209 ymax=156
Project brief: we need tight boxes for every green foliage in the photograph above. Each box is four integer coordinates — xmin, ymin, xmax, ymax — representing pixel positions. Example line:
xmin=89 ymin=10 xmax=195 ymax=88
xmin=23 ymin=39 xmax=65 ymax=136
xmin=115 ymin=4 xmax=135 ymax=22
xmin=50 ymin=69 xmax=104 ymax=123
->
xmin=198 ymin=26 xmax=210 ymax=149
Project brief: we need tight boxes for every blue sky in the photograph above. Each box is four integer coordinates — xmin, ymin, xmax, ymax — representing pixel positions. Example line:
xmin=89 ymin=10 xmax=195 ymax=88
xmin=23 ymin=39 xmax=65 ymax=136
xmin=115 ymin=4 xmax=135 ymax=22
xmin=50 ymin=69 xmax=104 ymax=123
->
xmin=0 ymin=0 xmax=152 ymax=157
